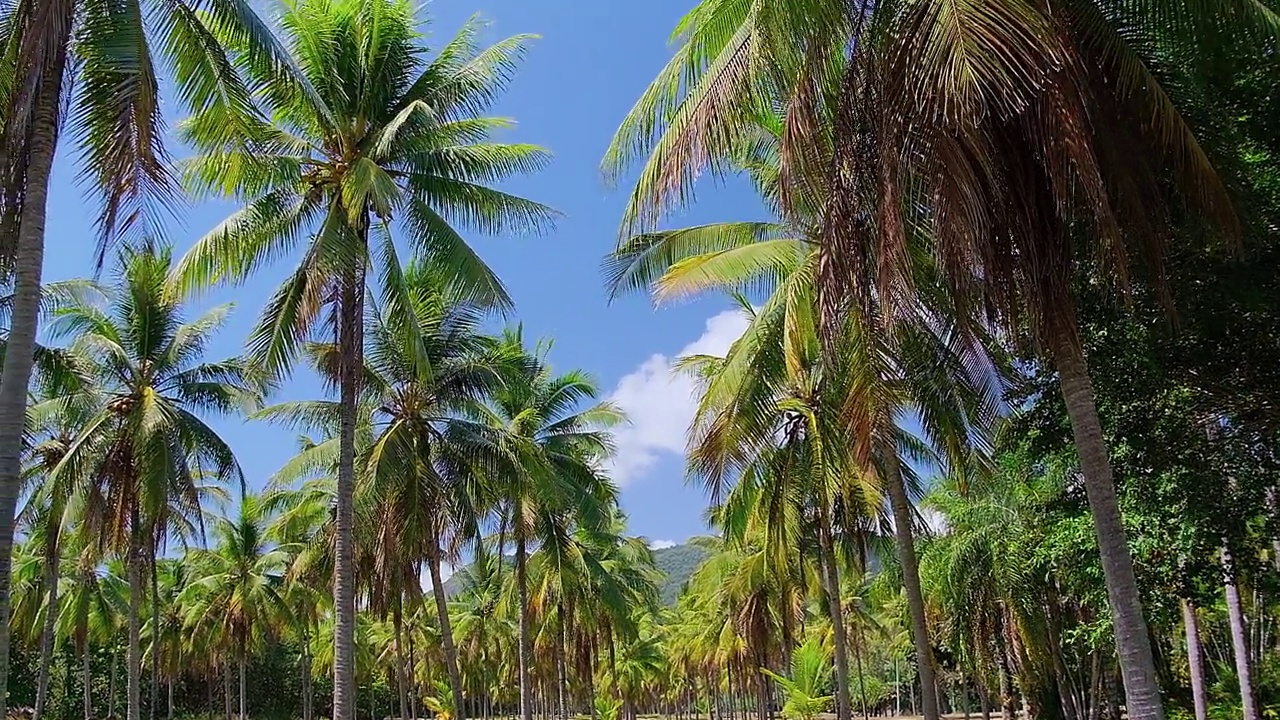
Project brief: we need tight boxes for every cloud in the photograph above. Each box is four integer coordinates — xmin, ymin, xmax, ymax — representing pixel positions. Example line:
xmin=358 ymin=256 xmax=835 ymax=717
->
xmin=649 ymin=539 xmax=678 ymax=550
xmin=606 ymin=310 xmax=750 ymax=487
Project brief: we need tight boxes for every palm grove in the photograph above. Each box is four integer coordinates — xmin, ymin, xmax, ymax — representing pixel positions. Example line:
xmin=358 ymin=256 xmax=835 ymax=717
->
xmin=1 ymin=1 xmax=1280 ymax=720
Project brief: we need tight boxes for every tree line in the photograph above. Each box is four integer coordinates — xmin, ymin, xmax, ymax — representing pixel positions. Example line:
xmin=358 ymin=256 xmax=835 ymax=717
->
xmin=2 ymin=2 xmax=1280 ymax=720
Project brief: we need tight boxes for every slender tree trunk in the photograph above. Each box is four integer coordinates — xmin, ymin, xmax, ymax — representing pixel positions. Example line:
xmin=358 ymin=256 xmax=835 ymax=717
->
xmin=516 ymin=532 xmax=534 ymax=720
xmin=0 ymin=0 xmax=74 ymax=706
xmin=882 ymin=447 xmax=940 ymax=720
xmin=428 ymin=546 xmax=466 ymax=720
xmin=851 ymin=623 xmax=870 ymax=720
xmin=1222 ymin=547 xmax=1259 ymax=720
xmin=394 ymin=606 xmax=408 ymax=720
xmin=110 ymin=646 xmax=119 ymax=718
xmin=239 ymin=651 xmax=247 ymax=720
xmin=1051 ymin=331 xmax=1164 ymax=720
xmin=34 ymin=532 xmax=62 ymax=720
xmin=150 ymin=558 xmax=160 ymax=720
xmin=817 ymin=508 xmax=853 ymax=720
xmin=82 ymin=644 xmax=93 ymax=720
xmin=333 ymin=252 xmax=366 ymax=720
xmin=557 ymin=603 xmax=568 ymax=720
xmin=303 ymin=632 xmax=313 ymax=720
xmin=167 ymin=676 xmax=174 ymax=720
xmin=1181 ymin=600 xmax=1208 ymax=720
xmin=128 ymin=527 xmax=144 ymax=720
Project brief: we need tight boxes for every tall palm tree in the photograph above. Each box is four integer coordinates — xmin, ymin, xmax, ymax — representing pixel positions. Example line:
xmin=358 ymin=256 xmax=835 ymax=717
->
xmin=603 ymin=4 xmax=1277 ymax=719
xmin=605 ymin=99 xmax=996 ymax=720
xmin=465 ymin=334 xmax=622 ymax=720
xmin=46 ymin=244 xmax=255 ymax=720
xmin=0 ymin=1 xmax=284 ymax=701
xmin=360 ymin=260 xmax=522 ymax=720
xmin=182 ymin=494 xmax=291 ymax=720
xmin=172 ymin=3 xmax=555 ymax=715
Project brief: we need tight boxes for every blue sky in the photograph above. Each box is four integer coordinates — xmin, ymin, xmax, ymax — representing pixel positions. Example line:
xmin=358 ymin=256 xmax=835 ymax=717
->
xmin=40 ymin=0 xmax=770 ymax=549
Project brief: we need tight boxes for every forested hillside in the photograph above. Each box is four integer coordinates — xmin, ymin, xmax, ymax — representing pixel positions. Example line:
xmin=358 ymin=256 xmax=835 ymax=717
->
xmin=652 ymin=541 xmax=712 ymax=605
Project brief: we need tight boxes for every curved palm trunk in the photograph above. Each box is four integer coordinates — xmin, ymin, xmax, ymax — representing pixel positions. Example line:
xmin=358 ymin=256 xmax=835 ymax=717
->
xmin=333 ymin=258 xmax=366 ymax=720
xmin=1181 ymin=599 xmax=1207 ymax=720
xmin=428 ymin=545 xmax=466 ymax=720
xmin=1222 ymin=547 xmax=1259 ymax=720
xmin=34 ymin=531 xmax=63 ymax=720
xmin=1052 ymin=333 xmax=1164 ymax=720
xmin=816 ymin=503 xmax=852 ymax=720
xmin=0 ymin=1 xmax=74 ymax=707
xmin=883 ymin=448 xmax=940 ymax=720
xmin=516 ymin=531 xmax=534 ymax=720
xmin=128 ymin=530 xmax=145 ymax=720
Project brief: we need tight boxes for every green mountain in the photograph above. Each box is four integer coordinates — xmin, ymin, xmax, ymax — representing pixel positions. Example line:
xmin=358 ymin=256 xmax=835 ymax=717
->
xmin=652 ymin=541 xmax=711 ymax=605
xmin=442 ymin=540 xmax=712 ymax=605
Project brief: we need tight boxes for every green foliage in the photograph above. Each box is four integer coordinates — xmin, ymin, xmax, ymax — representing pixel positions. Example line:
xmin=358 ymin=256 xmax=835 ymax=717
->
xmin=761 ymin=636 xmax=834 ymax=720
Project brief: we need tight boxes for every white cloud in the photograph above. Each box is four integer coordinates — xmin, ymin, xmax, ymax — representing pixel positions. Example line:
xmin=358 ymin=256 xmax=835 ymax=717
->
xmin=606 ymin=310 xmax=750 ymax=487
xmin=418 ymin=561 xmax=455 ymax=591
xmin=649 ymin=539 xmax=678 ymax=550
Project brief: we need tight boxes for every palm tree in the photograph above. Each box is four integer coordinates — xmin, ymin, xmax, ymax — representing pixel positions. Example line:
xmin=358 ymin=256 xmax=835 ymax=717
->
xmin=182 ymin=494 xmax=291 ymax=720
xmin=603 ymin=4 xmax=1277 ymax=719
xmin=605 ymin=99 xmax=996 ymax=720
xmin=465 ymin=333 xmax=622 ymax=720
xmin=361 ymin=260 xmax=522 ymax=720
xmin=56 ymin=548 xmax=127 ymax=720
xmin=19 ymin=361 xmax=100 ymax=720
xmin=172 ymin=3 xmax=555 ymax=715
xmin=0 ymin=1 xmax=283 ymax=701
xmin=46 ymin=244 xmax=255 ymax=720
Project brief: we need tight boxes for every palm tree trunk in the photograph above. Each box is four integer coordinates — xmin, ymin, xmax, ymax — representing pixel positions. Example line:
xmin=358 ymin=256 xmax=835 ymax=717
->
xmin=1181 ymin=600 xmax=1207 ymax=720
xmin=239 ymin=650 xmax=247 ymax=720
xmin=110 ymin=646 xmax=119 ymax=718
xmin=0 ymin=0 xmax=74 ymax=707
xmin=882 ymin=447 xmax=940 ymax=720
xmin=34 ymin=531 xmax=63 ymax=720
xmin=82 ymin=643 xmax=93 ymax=720
xmin=150 ymin=557 xmax=160 ymax=720
xmin=128 ymin=526 xmax=145 ymax=720
xmin=302 ymin=630 xmax=313 ymax=720
xmin=394 ymin=607 xmax=408 ymax=720
xmin=333 ymin=255 xmax=366 ymax=720
xmin=556 ymin=603 xmax=568 ymax=720
xmin=816 ymin=507 xmax=853 ymax=720
xmin=516 ymin=532 xmax=534 ymax=720
xmin=1222 ymin=546 xmax=1259 ymax=720
xmin=1051 ymin=331 xmax=1164 ymax=720
xmin=851 ymin=623 xmax=870 ymax=720
xmin=167 ymin=676 xmax=174 ymax=720
xmin=428 ymin=546 xmax=466 ymax=720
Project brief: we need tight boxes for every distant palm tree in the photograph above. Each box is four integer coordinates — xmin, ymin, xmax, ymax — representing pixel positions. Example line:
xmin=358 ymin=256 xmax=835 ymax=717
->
xmin=172 ymin=2 xmax=556 ymax=714
xmin=47 ymin=245 xmax=256 ymax=720
xmin=360 ymin=261 xmax=522 ymax=720
xmin=183 ymin=495 xmax=291 ymax=720
xmin=466 ymin=333 xmax=622 ymax=720
xmin=56 ymin=546 xmax=127 ymax=720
